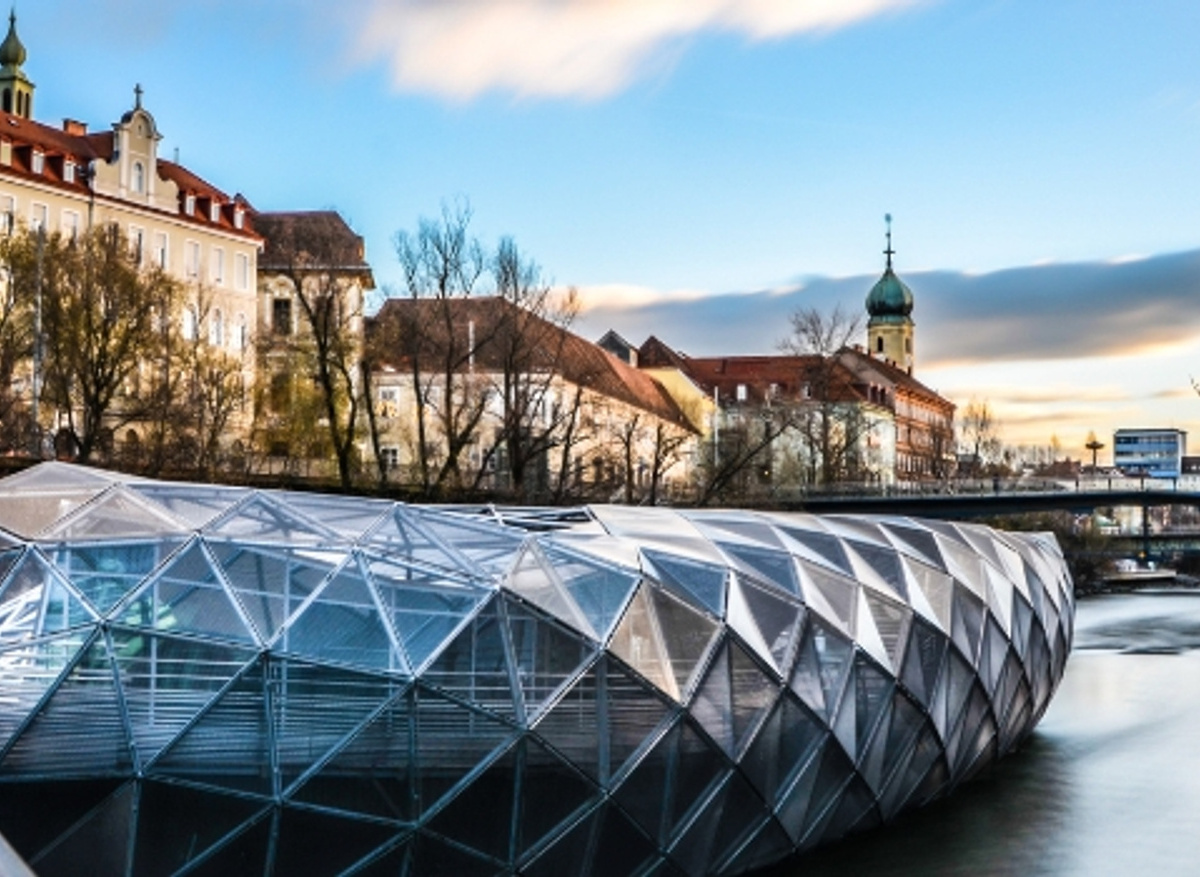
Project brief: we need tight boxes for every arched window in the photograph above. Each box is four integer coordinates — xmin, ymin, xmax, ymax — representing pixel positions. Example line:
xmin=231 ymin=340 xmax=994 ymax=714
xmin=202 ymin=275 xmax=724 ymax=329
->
xmin=2 ymin=89 xmax=10 ymax=113
xmin=182 ymin=305 xmax=197 ymax=341
xmin=132 ymin=161 xmax=145 ymax=194
xmin=210 ymin=308 xmax=224 ymax=347
xmin=876 ymin=336 xmax=883 ymax=353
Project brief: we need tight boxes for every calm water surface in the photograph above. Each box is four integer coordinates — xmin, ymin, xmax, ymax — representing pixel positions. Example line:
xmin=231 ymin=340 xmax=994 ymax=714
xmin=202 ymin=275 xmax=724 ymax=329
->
xmin=759 ymin=591 xmax=1200 ymax=877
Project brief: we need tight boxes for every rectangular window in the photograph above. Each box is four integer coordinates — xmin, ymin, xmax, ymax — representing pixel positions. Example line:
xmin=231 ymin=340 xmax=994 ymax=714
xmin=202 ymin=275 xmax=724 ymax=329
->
xmin=30 ymin=151 xmax=43 ymax=175
xmin=184 ymin=194 xmax=195 ymax=216
xmin=378 ymin=387 xmax=399 ymax=417
xmin=30 ymin=202 xmax=47 ymax=233
xmin=63 ymin=160 xmax=75 ymax=184
xmin=184 ymin=240 xmax=200 ymax=278
xmin=380 ymin=447 xmax=400 ymax=471
xmin=234 ymin=252 xmax=250 ymax=291
xmin=61 ymin=210 xmax=80 ymax=241
xmin=0 ymin=195 xmax=12 ymax=234
xmin=272 ymin=298 xmax=292 ymax=336
xmin=736 ymin=383 xmax=747 ymax=402
xmin=153 ymin=232 xmax=168 ymax=269
xmin=234 ymin=208 xmax=244 ymax=230
xmin=211 ymin=247 xmax=225 ymax=285
xmin=209 ymin=202 xmax=221 ymax=223
xmin=129 ymin=226 xmax=145 ymax=265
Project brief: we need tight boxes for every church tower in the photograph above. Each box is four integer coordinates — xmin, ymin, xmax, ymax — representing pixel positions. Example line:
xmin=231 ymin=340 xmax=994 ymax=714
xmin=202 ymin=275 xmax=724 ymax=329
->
xmin=0 ymin=12 xmax=33 ymax=119
xmin=865 ymin=214 xmax=915 ymax=373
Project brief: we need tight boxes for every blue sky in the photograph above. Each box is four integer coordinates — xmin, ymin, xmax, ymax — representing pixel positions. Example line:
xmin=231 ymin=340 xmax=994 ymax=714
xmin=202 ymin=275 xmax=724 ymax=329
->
xmin=18 ymin=0 xmax=1200 ymax=456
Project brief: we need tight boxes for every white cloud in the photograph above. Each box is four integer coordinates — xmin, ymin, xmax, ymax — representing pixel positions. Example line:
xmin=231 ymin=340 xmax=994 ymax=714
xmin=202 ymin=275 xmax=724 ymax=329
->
xmin=355 ymin=0 xmax=920 ymax=100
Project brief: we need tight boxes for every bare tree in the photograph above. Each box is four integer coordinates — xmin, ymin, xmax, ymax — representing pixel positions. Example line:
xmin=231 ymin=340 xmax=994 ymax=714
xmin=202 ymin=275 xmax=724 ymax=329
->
xmin=958 ymin=398 xmax=1001 ymax=478
xmin=0 ymin=226 xmax=40 ymax=453
xmin=391 ymin=202 xmax=490 ymax=495
xmin=781 ymin=304 xmax=874 ymax=487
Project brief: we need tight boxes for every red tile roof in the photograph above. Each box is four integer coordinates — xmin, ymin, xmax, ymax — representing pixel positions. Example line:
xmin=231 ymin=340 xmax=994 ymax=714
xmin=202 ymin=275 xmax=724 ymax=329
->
xmin=371 ymin=297 xmax=697 ymax=431
xmin=255 ymin=211 xmax=372 ymax=275
xmin=0 ymin=110 xmax=259 ymax=240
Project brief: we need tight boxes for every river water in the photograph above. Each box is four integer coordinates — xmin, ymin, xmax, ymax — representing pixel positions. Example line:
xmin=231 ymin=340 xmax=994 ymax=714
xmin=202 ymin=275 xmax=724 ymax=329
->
xmin=760 ymin=590 xmax=1200 ymax=877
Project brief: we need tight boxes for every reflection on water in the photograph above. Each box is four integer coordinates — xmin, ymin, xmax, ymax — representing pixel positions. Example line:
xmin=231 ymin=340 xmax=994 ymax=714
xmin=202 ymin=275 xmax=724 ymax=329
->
xmin=759 ymin=592 xmax=1200 ymax=877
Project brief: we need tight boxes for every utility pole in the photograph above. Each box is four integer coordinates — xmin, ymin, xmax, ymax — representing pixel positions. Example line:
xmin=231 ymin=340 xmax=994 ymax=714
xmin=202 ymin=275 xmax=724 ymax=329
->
xmin=31 ymin=224 xmax=43 ymax=459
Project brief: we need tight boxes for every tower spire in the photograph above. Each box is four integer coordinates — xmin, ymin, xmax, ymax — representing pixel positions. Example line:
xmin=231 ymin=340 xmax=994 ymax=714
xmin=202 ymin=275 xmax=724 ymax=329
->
xmin=884 ymin=212 xmax=894 ymax=270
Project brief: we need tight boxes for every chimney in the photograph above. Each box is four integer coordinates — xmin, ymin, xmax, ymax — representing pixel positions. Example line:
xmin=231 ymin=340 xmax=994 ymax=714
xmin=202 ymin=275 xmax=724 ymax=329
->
xmin=62 ymin=118 xmax=87 ymax=136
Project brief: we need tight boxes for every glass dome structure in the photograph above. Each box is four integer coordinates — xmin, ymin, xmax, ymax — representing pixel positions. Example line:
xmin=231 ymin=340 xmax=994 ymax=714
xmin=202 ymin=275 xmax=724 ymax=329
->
xmin=0 ymin=463 xmax=1073 ymax=876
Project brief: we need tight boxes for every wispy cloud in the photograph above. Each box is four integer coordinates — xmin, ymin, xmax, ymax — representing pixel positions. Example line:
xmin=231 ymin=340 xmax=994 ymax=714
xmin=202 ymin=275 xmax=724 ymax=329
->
xmin=575 ymin=248 xmax=1200 ymax=367
xmin=354 ymin=0 xmax=920 ymax=100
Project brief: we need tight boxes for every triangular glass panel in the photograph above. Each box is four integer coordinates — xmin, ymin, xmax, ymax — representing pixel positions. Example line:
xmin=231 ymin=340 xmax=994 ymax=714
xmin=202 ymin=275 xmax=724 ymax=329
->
xmin=365 ymin=554 xmax=488 ymax=673
xmin=1 ymin=461 xmax=117 ymax=492
xmin=689 ymin=514 xmax=785 ymax=548
xmin=406 ymin=508 xmax=526 ymax=579
xmin=848 ymin=541 xmax=908 ymax=601
xmin=955 ymin=523 xmax=1008 ymax=578
xmin=903 ymin=556 xmax=955 ymax=632
xmin=950 ymin=584 xmax=986 ymax=665
xmin=126 ymin=482 xmax=246 ymax=530
xmin=1 ymin=635 xmax=131 ymax=777
xmin=669 ymin=718 xmax=731 ymax=840
xmin=816 ymin=774 xmax=877 ymax=847
xmin=46 ymin=540 xmax=182 ymax=617
xmin=799 ymin=563 xmax=858 ymax=636
xmin=609 ymin=584 xmax=676 ymax=700
xmin=117 ymin=541 xmax=255 ymax=645
xmin=740 ymin=692 xmax=825 ymax=806
xmin=29 ymin=781 xmax=135 ymax=877
xmin=852 ymin=653 xmax=894 ymax=760
xmin=775 ymin=523 xmax=854 ymax=576
xmin=668 ymin=774 xmax=731 ymax=874
xmin=530 ymin=664 xmax=601 ymax=782
xmin=518 ymin=737 xmax=598 ymax=859
xmin=108 ymin=628 xmax=257 ymax=767
xmin=612 ymin=719 xmax=678 ymax=844
xmin=40 ymin=487 xmax=188 ymax=540
xmin=716 ymin=542 xmax=800 ymax=597
xmin=406 ymin=830 xmax=500 ymax=877
xmin=881 ymin=690 xmax=927 ymax=794
xmin=855 ymin=592 xmax=889 ymax=670
xmin=822 ymin=516 xmax=890 ymax=547
xmin=899 ymin=617 xmax=946 ymax=708
xmin=208 ymin=540 xmax=344 ymax=643
xmin=273 ymin=659 xmax=404 ymax=792
xmin=131 ymin=781 xmax=267 ymax=877
xmin=720 ymin=816 xmax=794 ymax=876
xmin=0 ymin=549 xmax=96 ymax=645
xmin=789 ymin=616 xmax=853 ymax=722
xmin=278 ymin=560 xmax=404 ymax=673
xmin=177 ymin=812 xmax=272 ymax=877
xmin=830 ymin=661 xmax=858 ymax=760
xmin=863 ymin=589 xmax=912 ymax=672
xmin=543 ymin=544 xmax=640 ymax=640
xmin=414 ymin=684 xmax=516 ymax=814
xmin=288 ymin=686 xmax=415 ymax=822
xmin=641 ymin=548 xmax=727 ymax=619
xmin=280 ymin=493 xmax=393 ymax=540
xmin=983 ymin=562 xmax=1015 ymax=636
xmin=691 ymin=637 xmax=777 ymax=759
xmin=506 ymin=545 xmax=594 ymax=639
xmin=0 ymin=632 xmax=86 ymax=752
xmin=147 ymin=657 xmax=272 ymax=795
xmin=272 ymin=805 xmax=401 ymax=877
xmin=731 ymin=573 xmax=802 ymax=678
xmin=505 ymin=598 xmax=595 ymax=720
xmin=649 ymin=584 xmax=719 ymax=699
xmin=588 ymin=802 xmax=659 ymax=877
xmin=935 ymin=533 xmax=989 ymax=600
xmin=204 ymin=493 xmax=339 ymax=544
xmin=776 ymin=736 xmax=853 ymax=847
xmin=880 ymin=521 xmax=944 ymax=569
xmin=420 ymin=597 xmax=516 ymax=718
xmin=606 ymin=659 xmax=675 ymax=779
xmin=0 ymin=490 xmax=107 ymax=539
xmin=364 ymin=508 xmax=481 ymax=578
xmin=0 ymin=546 xmax=22 ymax=586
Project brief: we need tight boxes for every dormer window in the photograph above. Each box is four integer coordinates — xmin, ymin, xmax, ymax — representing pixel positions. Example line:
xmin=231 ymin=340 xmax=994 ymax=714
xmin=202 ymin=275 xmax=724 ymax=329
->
xmin=30 ymin=150 xmax=42 ymax=175
xmin=209 ymin=202 xmax=220 ymax=223
xmin=63 ymin=159 xmax=75 ymax=183
xmin=233 ymin=208 xmax=244 ymax=230
xmin=184 ymin=194 xmax=195 ymax=215
xmin=132 ymin=161 xmax=145 ymax=194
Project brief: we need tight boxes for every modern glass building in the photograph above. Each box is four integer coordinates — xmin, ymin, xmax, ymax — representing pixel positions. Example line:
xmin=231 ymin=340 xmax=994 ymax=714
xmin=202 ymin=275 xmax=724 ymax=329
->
xmin=1113 ymin=428 xmax=1187 ymax=479
xmin=0 ymin=463 xmax=1074 ymax=876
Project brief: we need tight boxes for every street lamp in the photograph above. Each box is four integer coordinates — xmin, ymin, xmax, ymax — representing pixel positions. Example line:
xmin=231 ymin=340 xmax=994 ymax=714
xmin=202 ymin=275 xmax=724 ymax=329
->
xmin=1085 ymin=431 xmax=1104 ymax=473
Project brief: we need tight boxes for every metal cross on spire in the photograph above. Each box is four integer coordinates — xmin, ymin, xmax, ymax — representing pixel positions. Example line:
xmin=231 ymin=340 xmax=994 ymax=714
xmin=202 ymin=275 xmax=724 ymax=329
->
xmin=134 ymin=83 xmax=143 ymax=109
xmin=884 ymin=212 xmax=895 ymax=270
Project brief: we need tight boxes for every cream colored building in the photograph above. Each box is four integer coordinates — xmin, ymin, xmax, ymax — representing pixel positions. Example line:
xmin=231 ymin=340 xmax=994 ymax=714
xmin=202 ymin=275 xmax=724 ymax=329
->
xmin=0 ymin=14 xmax=261 ymax=449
